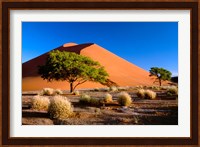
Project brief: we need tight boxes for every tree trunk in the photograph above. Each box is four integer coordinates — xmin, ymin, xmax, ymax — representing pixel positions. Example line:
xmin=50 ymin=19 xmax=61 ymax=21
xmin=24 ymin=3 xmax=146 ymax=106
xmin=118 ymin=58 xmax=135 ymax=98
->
xmin=159 ymin=79 xmax=162 ymax=86
xmin=70 ymin=82 xmax=73 ymax=93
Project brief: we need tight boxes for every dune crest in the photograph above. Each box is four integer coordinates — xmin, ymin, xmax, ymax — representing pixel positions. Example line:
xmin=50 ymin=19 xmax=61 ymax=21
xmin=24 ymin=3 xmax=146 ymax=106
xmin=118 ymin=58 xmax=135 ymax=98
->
xmin=22 ymin=42 xmax=155 ymax=91
xmin=63 ymin=42 xmax=77 ymax=47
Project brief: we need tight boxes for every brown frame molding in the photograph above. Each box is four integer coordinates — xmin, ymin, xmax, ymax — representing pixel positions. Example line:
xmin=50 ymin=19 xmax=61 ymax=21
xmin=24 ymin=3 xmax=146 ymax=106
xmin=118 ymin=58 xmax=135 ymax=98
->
xmin=1 ymin=1 xmax=198 ymax=146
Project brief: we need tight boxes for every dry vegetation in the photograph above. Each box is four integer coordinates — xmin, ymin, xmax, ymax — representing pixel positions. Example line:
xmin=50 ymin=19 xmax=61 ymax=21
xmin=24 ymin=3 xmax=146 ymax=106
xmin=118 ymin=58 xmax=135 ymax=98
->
xmin=31 ymin=95 xmax=50 ymax=111
xmin=104 ymin=93 xmax=113 ymax=103
xmin=117 ymin=92 xmax=132 ymax=106
xmin=48 ymin=95 xmax=73 ymax=119
xmin=22 ymin=86 xmax=178 ymax=125
xmin=39 ymin=88 xmax=63 ymax=96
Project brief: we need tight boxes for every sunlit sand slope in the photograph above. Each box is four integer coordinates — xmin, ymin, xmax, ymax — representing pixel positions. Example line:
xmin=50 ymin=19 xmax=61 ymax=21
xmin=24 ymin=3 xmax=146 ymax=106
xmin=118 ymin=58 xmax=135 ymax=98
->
xmin=22 ymin=43 xmax=155 ymax=91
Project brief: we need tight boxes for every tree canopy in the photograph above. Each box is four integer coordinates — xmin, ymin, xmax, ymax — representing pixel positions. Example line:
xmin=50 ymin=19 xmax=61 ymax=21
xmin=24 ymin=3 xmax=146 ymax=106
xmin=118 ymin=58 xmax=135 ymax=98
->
xmin=149 ymin=67 xmax=172 ymax=86
xmin=38 ymin=50 xmax=109 ymax=92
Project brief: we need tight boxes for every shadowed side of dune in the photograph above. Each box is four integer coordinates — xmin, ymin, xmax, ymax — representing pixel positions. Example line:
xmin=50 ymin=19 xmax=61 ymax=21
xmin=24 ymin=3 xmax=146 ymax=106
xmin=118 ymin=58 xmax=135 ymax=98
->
xmin=22 ymin=43 xmax=94 ymax=77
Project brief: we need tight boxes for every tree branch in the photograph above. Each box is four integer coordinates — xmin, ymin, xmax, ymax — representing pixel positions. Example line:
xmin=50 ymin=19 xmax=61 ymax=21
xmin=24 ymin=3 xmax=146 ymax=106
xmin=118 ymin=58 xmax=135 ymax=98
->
xmin=73 ymin=80 xmax=87 ymax=90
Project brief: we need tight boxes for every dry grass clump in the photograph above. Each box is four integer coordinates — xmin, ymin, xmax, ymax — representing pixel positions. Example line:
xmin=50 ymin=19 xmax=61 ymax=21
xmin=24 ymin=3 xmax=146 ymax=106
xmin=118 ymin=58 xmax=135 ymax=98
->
xmin=90 ymin=98 xmax=101 ymax=106
xmin=54 ymin=89 xmax=63 ymax=95
xmin=166 ymin=91 xmax=173 ymax=96
xmin=118 ymin=87 xmax=128 ymax=91
xmin=31 ymin=95 xmax=50 ymax=111
xmin=136 ymin=89 xmax=146 ymax=98
xmin=145 ymin=90 xmax=157 ymax=99
xmin=160 ymin=86 xmax=169 ymax=90
xmin=136 ymin=85 xmax=143 ymax=89
xmin=117 ymin=92 xmax=132 ymax=106
xmin=73 ymin=90 xmax=80 ymax=96
xmin=103 ymin=93 xmax=113 ymax=103
xmin=48 ymin=95 xmax=73 ymax=119
xmin=40 ymin=88 xmax=63 ymax=96
xmin=94 ymin=87 xmax=100 ymax=91
xmin=40 ymin=88 xmax=55 ymax=96
xmin=167 ymin=86 xmax=178 ymax=95
xmin=110 ymin=86 xmax=118 ymax=92
xmin=136 ymin=89 xmax=157 ymax=100
xmin=79 ymin=94 xmax=102 ymax=106
xmin=104 ymin=87 xmax=110 ymax=92
xmin=152 ymin=86 xmax=160 ymax=90
xmin=79 ymin=94 xmax=91 ymax=105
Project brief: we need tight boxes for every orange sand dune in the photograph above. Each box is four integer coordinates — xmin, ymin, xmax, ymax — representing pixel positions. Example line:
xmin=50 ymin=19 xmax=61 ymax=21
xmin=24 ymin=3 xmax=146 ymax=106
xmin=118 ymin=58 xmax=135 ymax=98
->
xmin=22 ymin=43 xmax=156 ymax=91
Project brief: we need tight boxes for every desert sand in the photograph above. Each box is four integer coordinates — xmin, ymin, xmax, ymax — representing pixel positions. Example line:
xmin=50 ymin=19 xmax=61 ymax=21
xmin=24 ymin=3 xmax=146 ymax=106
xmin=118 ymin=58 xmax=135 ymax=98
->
xmin=23 ymin=43 xmax=157 ymax=91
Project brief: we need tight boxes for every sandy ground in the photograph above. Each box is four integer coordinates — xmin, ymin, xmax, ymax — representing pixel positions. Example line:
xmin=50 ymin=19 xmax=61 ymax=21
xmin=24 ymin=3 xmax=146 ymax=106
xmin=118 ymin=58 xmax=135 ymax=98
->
xmin=22 ymin=88 xmax=178 ymax=125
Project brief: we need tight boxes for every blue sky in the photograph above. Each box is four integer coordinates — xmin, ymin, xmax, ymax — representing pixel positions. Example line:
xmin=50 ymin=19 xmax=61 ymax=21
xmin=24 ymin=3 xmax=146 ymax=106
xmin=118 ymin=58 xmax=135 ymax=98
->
xmin=22 ymin=22 xmax=178 ymax=76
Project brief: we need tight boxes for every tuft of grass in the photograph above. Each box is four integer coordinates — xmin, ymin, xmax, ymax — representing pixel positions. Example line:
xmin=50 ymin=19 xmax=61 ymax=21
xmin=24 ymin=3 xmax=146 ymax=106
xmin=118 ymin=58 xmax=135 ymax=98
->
xmin=94 ymin=87 xmax=100 ymax=92
xmin=103 ymin=93 xmax=113 ymax=103
xmin=54 ymin=89 xmax=63 ymax=95
xmin=117 ymin=92 xmax=132 ymax=106
xmin=104 ymin=87 xmax=110 ymax=92
xmin=145 ymin=90 xmax=157 ymax=99
xmin=152 ymin=86 xmax=160 ymax=90
xmin=90 ymin=98 xmax=101 ymax=106
xmin=117 ymin=87 xmax=127 ymax=91
xmin=79 ymin=94 xmax=91 ymax=105
xmin=48 ymin=95 xmax=73 ymax=119
xmin=79 ymin=94 xmax=102 ymax=106
xmin=135 ymin=85 xmax=144 ymax=90
xmin=40 ymin=88 xmax=55 ymax=96
xmin=167 ymin=86 xmax=178 ymax=95
xmin=73 ymin=90 xmax=80 ymax=96
xmin=31 ymin=95 xmax=50 ymax=111
xmin=136 ymin=89 xmax=146 ymax=98
xmin=110 ymin=86 xmax=118 ymax=92
xmin=136 ymin=89 xmax=157 ymax=100
xmin=160 ymin=86 xmax=169 ymax=90
xmin=166 ymin=91 xmax=173 ymax=96
xmin=40 ymin=88 xmax=63 ymax=96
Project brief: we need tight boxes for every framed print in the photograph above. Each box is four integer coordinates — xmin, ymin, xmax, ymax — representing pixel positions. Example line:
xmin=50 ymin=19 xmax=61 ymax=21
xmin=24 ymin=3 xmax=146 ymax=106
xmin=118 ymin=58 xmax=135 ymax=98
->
xmin=1 ymin=1 xmax=198 ymax=146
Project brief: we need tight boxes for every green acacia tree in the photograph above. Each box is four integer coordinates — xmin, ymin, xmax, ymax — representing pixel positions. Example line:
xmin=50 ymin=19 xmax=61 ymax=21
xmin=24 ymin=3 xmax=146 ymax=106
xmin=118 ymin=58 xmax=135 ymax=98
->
xmin=149 ymin=67 xmax=172 ymax=86
xmin=38 ymin=50 xmax=109 ymax=93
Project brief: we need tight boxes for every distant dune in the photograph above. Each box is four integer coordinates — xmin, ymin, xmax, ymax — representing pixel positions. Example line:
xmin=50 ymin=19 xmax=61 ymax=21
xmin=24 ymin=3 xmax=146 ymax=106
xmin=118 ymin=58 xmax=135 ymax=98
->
xmin=22 ymin=42 xmax=156 ymax=91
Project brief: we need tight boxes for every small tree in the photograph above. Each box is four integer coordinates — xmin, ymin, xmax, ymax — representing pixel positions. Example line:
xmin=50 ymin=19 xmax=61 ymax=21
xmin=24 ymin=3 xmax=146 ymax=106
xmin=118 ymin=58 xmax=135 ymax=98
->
xmin=149 ymin=67 xmax=172 ymax=86
xmin=38 ymin=50 xmax=109 ymax=93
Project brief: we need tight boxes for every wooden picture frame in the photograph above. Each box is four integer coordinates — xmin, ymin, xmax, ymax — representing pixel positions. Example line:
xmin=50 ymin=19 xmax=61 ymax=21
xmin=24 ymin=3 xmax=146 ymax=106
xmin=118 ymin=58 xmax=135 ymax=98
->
xmin=1 ymin=1 xmax=198 ymax=146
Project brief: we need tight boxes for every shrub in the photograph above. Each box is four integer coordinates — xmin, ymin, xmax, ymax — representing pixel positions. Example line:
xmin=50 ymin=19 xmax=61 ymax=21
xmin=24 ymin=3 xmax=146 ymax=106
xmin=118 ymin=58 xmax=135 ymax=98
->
xmin=136 ymin=85 xmax=143 ymax=89
xmin=94 ymin=87 xmax=100 ymax=91
xmin=104 ymin=93 xmax=113 ymax=103
xmin=152 ymin=86 xmax=160 ymax=90
xmin=167 ymin=86 xmax=178 ymax=95
xmin=166 ymin=91 xmax=173 ymax=96
xmin=73 ymin=90 xmax=80 ymax=95
xmin=48 ymin=95 xmax=73 ymax=119
xmin=40 ymin=88 xmax=63 ymax=96
xmin=104 ymin=87 xmax=110 ymax=92
xmin=136 ymin=89 xmax=146 ymax=98
xmin=145 ymin=90 xmax=156 ymax=99
xmin=118 ymin=87 xmax=127 ymax=91
xmin=79 ymin=94 xmax=91 ymax=105
xmin=54 ymin=89 xmax=63 ymax=95
xmin=40 ymin=88 xmax=55 ymax=96
xmin=160 ymin=86 xmax=169 ymax=90
xmin=137 ymin=89 xmax=157 ymax=99
xmin=31 ymin=95 xmax=50 ymax=111
xmin=110 ymin=86 xmax=118 ymax=92
xmin=79 ymin=94 xmax=102 ymax=106
xmin=117 ymin=92 xmax=132 ymax=106
xmin=90 ymin=98 xmax=101 ymax=106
